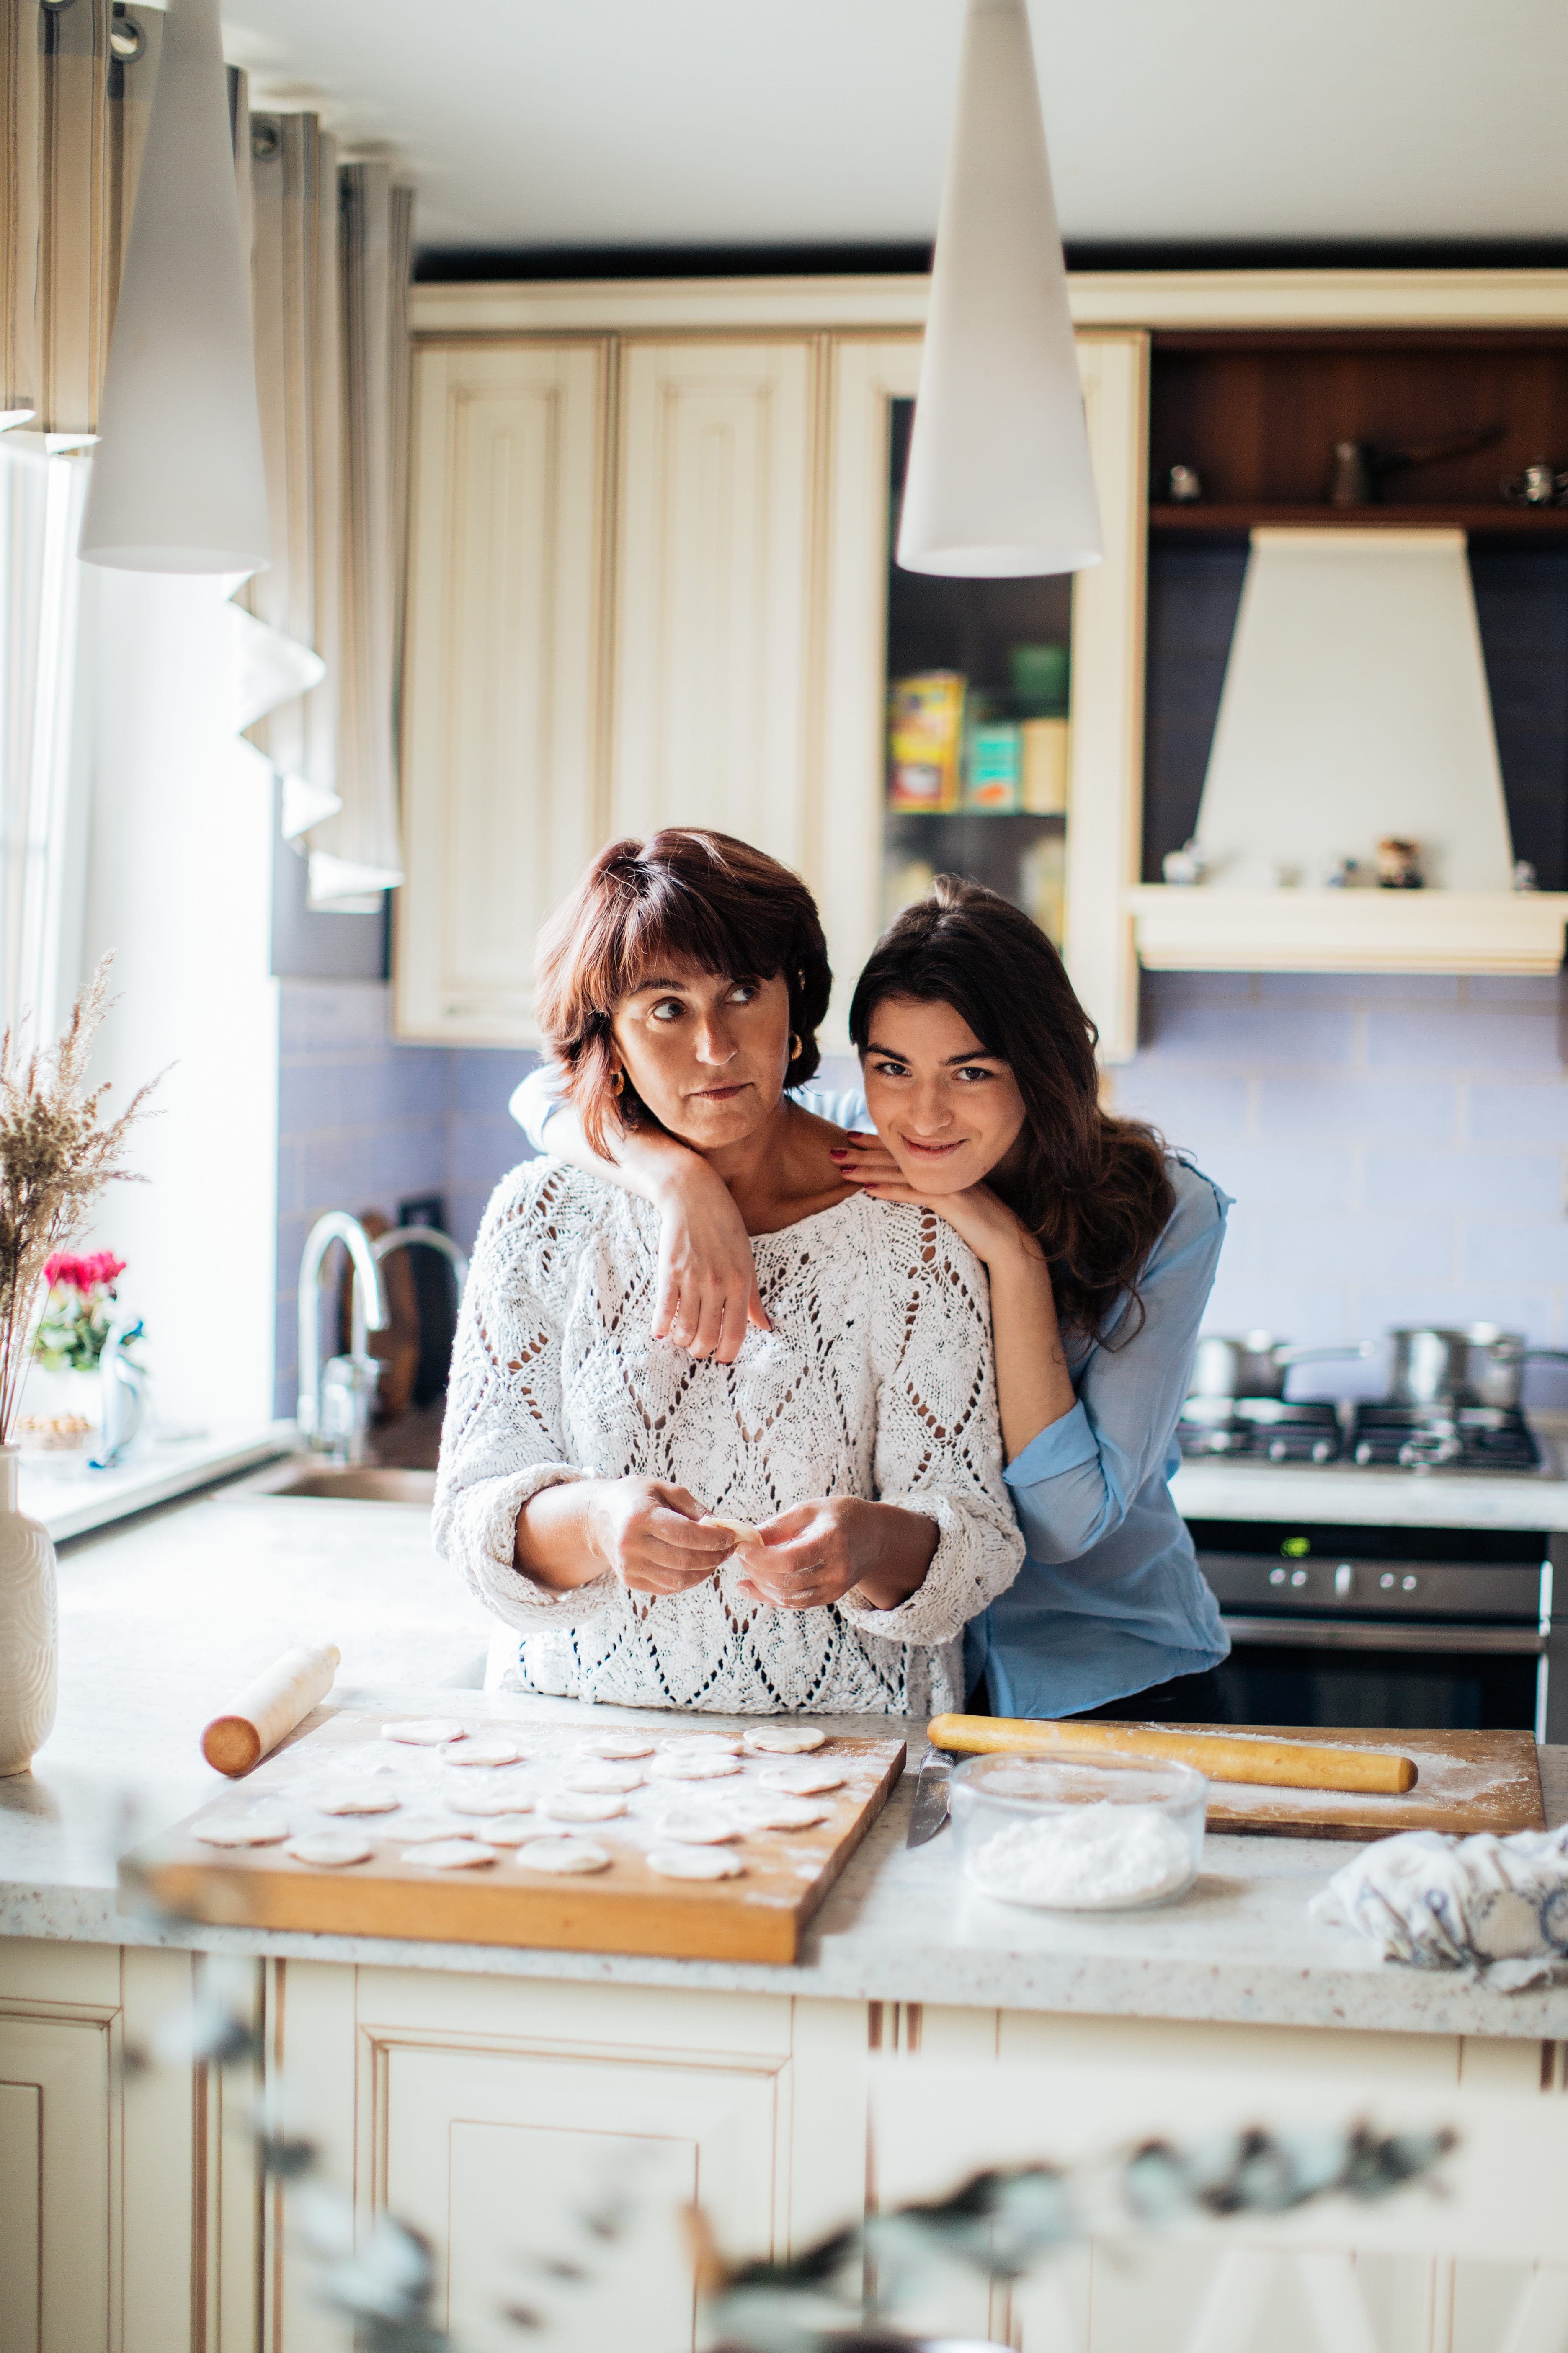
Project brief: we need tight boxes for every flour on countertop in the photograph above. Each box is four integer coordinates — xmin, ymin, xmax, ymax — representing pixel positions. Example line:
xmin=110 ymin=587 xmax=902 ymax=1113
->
xmin=968 ymin=1804 xmax=1194 ymax=1911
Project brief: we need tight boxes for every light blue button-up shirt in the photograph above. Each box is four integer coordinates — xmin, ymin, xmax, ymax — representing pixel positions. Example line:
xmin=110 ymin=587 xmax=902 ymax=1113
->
xmin=511 ymin=1067 xmax=1231 ymax=1718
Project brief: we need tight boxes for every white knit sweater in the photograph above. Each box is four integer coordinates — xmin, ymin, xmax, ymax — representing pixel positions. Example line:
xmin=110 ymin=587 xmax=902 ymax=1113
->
xmin=434 ymin=1162 xmax=1024 ymax=1718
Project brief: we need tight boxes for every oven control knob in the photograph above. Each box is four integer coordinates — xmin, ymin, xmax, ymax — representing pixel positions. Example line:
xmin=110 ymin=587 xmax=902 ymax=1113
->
xmin=1380 ymin=1572 xmax=1395 ymax=1588
xmin=1289 ymin=1568 xmax=1308 ymax=1586
xmin=1402 ymin=1574 xmax=1418 ymax=1591
xmin=1269 ymin=1568 xmax=1286 ymax=1585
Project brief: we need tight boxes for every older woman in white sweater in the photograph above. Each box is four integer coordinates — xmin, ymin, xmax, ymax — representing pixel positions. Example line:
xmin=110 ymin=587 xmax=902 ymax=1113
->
xmin=434 ymin=827 xmax=1023 ymax=1719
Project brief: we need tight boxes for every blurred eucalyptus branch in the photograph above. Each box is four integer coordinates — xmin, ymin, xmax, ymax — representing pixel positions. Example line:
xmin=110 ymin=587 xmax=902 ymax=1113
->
xmin=690 ymin=2122 xmax=1456 ymax=2353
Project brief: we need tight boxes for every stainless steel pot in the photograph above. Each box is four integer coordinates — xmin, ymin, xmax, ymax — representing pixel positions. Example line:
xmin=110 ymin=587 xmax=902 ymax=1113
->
xmin=1189 ymin=1332 xmax=1374 ymax=1402
xmin=1387 ymin=1325 xmax=1568 ymax=1410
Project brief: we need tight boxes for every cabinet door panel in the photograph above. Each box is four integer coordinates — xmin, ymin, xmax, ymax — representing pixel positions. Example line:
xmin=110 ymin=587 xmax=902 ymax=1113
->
xmin=378 ymin=2040 xmax=782 ymax=2353
xmin=0 ymin=2080 xmax=41 ymax=2353
xmin=397 ymin=341 xmax=608 ymax=1041
xmin=609 ymin=341 xmax=816 ymax=871
xmin=0 ymin=2015 xmax=111 ymax=2353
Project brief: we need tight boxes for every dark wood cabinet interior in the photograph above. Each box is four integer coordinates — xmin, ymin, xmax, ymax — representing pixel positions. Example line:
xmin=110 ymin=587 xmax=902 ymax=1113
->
xmin=1141 ymin=331 xmax=1568 ymax=889
xmin=1149 ymin=331 xmax=1568 ymax=528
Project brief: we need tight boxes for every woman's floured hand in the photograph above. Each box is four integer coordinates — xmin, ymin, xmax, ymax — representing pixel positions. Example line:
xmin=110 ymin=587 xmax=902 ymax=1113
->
xmin=587 ymin=1478 xmax=739 ymax=1597
xmin=732 ymin=1497 xmax=937 ymax=1613
xmin=650 ymin=1161 xmax=769 ymax=1364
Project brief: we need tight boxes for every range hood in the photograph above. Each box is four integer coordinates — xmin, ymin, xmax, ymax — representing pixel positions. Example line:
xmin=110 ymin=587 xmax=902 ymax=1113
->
xmin=1191 ymin=528 xmax=1515 ymax=892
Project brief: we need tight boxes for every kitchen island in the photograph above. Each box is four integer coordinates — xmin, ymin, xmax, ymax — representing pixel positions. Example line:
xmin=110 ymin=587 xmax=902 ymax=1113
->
xmin=4 ymin=1482 xmax=1568 ymax=2353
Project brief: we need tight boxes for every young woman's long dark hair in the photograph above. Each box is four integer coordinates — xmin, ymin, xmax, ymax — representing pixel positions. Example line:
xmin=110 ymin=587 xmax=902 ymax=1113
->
xmin=847 ymin=878 xmax=1174 ymax=1345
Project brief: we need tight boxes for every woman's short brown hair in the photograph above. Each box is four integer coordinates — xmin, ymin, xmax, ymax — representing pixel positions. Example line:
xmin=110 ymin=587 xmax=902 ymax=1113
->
xmin=535 ymin=829 xmax=833 ymax=1153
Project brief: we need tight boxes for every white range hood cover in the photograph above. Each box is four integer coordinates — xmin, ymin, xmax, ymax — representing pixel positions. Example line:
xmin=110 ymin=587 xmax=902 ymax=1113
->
xmin=1194 ymin=528 xmax=1515 ymax=891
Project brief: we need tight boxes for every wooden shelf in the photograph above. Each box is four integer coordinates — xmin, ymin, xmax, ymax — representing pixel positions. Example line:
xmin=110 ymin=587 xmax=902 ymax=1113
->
xmin=1127 ymin=886 xmax=1568 ymax=975
xmin=1149 ymin=503 xmax=1568 ymax=534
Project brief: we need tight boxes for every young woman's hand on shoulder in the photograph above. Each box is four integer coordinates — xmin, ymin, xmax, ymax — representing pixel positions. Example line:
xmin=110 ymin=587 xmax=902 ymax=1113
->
xmin=832 ymin=1131 xmax=1044 ymax=1275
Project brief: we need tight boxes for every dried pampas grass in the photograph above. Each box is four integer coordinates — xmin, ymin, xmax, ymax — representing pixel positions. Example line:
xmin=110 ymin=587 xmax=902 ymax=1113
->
xmin=0 ymin=958 xmax=159 ymax=1441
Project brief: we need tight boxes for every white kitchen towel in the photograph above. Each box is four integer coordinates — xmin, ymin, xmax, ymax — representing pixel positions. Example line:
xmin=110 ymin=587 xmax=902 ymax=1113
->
xmin=1311 ymin=1826 xmax=1568 ymax=1990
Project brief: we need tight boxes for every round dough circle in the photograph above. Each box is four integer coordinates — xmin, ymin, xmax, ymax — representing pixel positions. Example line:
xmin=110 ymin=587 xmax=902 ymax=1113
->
xmin=652 ymin=1807 xmax=743 ymax=1845
xmin=380 ymin=1718 xmax=466 ymax=1746
xmin=736 ymin=1797 xmax=830 ymax=1831
xmin=403 ymin=1839 xmax=498 ymax=1869
xmin=575 ymin=1731 xmax=655 ymax=1761
xmin=542 ymin=1790 xmax=627 ymax=1822
xmin=472 ymin=1814 xmax=540 ymax=1848
xmin=757 ymin=1763 xmax=844 ymax=1795
xmin=562 ymin=1762 xmax=643 ymax=1795
xmin=196 ymin=1811 xmax=290 ymax=1847
xmin=445 ymin=1785 xmax=534 ymax=1818
xmin=314 ymin=1787 xmax=402 ymax=1816
xmin=662 ymin=1732 xmax=743 ymax=1755
xmin=441 ymin=1736 xmax=526 ymax=1769
xmin=394 ymin=1815 xmax=474 ymax=1844
xmin=287 ymin=1831 xmax=372 ymax=1868
xmin=515 ymin=1838 xmax=611 ymax=1876
xmin=743 ymin=1725 xmax=826 ymax=1755
xmin=649 ymin=1750 xmax=743 ymax=1783
xmin=647 ymin=1844 xmax=744 ymax=1881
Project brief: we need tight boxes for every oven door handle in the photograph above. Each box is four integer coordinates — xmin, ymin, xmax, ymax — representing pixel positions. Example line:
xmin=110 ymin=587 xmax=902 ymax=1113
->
xmin=1220 ymin=1615 xmax=1546 ymax=1656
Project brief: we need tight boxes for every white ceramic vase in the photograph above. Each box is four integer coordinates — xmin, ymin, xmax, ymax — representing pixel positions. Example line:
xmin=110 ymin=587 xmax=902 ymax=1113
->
xmin=0 ymin=1445 xmax=57 ymax=1774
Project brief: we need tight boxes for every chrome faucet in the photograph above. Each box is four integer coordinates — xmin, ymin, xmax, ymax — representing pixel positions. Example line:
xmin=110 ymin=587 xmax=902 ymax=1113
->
xmin=351 ymin=1225 xmax=469 ymax=1355
xmin=297 ymin=1212 xmax=389 ymax=1453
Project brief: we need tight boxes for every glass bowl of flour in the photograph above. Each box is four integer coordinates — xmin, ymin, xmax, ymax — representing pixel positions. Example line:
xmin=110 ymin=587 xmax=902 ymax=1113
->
xmin=950 ymin=1754 xmax=1207 ymax=1911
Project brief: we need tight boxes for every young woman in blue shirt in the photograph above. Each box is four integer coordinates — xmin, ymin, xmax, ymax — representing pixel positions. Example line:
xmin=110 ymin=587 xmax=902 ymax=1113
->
xmin=514 ymin=871 xmax=1230 ymax=1723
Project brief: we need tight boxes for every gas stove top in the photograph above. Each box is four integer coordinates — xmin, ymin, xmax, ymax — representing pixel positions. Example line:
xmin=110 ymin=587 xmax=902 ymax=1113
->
xmin=1347 ymin=1403 xmax=1541 ymax=1473
xmin=1175 ymin=1396 xmax=1541 ymax=1473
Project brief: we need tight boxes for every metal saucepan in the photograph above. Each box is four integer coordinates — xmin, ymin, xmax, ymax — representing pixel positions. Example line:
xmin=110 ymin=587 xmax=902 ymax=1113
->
xmin=1387 ymin=1325 xmax=1568 ymax=1410
xmin=1188 ymin=1332 xmax=1375 ymax=1403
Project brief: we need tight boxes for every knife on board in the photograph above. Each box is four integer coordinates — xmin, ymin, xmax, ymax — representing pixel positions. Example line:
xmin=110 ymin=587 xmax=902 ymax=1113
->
xmin=905 ymin=1741 xmax=955 ymax=1847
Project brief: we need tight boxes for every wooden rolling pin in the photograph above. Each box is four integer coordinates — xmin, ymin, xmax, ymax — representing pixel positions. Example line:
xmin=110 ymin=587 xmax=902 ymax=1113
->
xmin=202 ymin=1642 xmax=341 ymax=1777
xmin=927 ymin=1713 xmax=1418 ymax=1796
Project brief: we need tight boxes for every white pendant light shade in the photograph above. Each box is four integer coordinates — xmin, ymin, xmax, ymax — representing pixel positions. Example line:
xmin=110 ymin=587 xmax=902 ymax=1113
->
xmin=79 ymin=0 xmax=269 ymax=573
xmin=897 ymin=0 xmax=1100 ymax=579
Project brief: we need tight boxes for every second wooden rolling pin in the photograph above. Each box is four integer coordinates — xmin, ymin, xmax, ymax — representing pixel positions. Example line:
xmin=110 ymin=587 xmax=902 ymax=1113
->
xmin=927 ymin=1713 xmax=1419 ymax=1796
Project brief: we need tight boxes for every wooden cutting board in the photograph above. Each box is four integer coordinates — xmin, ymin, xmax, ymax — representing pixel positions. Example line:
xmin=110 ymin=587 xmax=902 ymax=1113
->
xmin=1163 ymin=1724 xmax=1547 ymax=1841
xmin=123 ymin=1710 xmax=905 ymax=1965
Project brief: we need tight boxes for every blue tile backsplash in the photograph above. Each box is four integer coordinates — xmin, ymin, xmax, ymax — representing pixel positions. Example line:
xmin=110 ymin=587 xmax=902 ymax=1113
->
xmin=1114 ymin=968 xmax=1568 ymax=1402
xmin=275 ymin=978 xmax=538 ymax=1416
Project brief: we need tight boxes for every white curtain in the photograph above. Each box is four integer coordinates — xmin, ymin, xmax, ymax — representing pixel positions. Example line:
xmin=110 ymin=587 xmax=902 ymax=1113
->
xmin=240 ymin=125 xmax=411 ymax=911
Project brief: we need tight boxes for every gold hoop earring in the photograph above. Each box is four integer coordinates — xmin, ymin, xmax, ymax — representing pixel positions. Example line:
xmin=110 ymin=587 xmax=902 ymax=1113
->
xmin=610 ymin=1069 xmax=625 ymax=1097
xmin=788 ymin=1033 xmax=802 ymax=1062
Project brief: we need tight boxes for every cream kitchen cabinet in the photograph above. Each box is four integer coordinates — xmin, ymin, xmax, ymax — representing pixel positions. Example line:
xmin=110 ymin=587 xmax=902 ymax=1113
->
xmin=397 ymin=282 xmax=1150 ymax=1056
xmin=0 ymin=1940 xmax=242 ymax=2353
xmin=396 ymin=339 xmax=611 ymax=1044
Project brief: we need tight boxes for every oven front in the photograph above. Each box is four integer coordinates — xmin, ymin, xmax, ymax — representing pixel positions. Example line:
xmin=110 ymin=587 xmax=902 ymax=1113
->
xmin=1187 ymin=1517 xmax=1565 ymax=1739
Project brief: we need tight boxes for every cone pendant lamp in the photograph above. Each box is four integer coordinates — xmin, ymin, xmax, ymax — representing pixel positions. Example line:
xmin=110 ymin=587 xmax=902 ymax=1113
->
xmin=898 ymin=0 xmax=1100 ymax=579
xmin=80 ymin=0 xmax=269 ymax=573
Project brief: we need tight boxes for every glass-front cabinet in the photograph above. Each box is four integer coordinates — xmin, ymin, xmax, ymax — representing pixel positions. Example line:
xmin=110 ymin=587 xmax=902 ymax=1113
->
xmin=883 ymin=398 xmax=1073 ymax=948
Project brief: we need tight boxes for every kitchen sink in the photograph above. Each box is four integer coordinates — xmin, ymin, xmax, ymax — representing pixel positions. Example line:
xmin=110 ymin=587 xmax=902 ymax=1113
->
xmin=248 ymin=1462 xmax=437 ymax=1504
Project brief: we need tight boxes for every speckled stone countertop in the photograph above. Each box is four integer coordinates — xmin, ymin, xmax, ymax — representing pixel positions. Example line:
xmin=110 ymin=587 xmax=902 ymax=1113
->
xmin=4 ymin=1478 xmax=1568 ymax=2039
